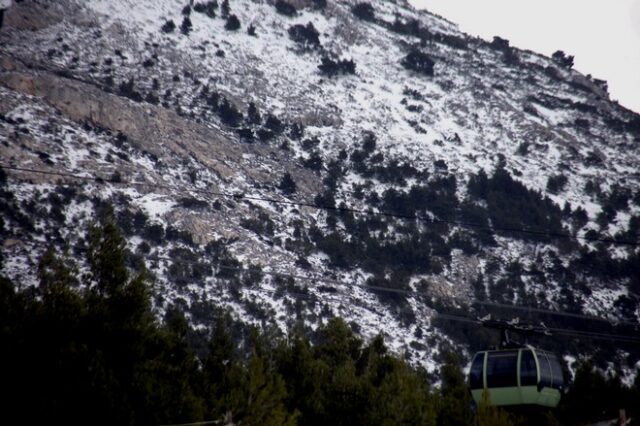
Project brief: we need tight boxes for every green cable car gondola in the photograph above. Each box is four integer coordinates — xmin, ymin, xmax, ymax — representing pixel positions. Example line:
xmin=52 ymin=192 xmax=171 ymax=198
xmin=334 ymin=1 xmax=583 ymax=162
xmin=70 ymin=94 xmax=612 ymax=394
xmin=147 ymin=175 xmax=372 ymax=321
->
xmin=468 ymin=318 xmax=565 ymax=408
xmin=469 ymin=346 xmax=564 ymax=407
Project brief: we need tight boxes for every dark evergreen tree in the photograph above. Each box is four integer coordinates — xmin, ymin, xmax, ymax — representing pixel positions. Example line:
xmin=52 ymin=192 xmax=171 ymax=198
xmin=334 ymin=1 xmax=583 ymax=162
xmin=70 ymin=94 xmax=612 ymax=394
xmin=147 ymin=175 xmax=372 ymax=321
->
xmin=546 ymin=174 xmax=568 ymax=194
xmin=401 ymin=49 xmax=435 ymax=76
xmin=264 ymin=114 xmax=284 ymax=133
xmin=118 ymin=78 xmax=143 ymax=102
xmin=180 ymin=16 xmax=193 ymax=35
xmin=278 ymin=172 xmax=297 ymax=195
xmin=303 ymin=151 xmax=323 ymax=171
xmin=241 ymin=349 xmax=298 ymax=425
xmin=352 ymin=2 xmax=375 ymax=21
xmin=552 ymin=50 xmax=574 ymax=68
xmin=247 ymin=102 xmax=261 ymax=125
xmin=202 ymin=317 xmax=245 ymax=420
xmin=318 ymin=56 xmax=356 ymax=77
xmin=221 ymin=0 xmax=230 ymax=18
xmin=289 ymin=122 xmax=304 ymax=140
xmin=275 ymin=0 xmax=297 ymax=17
xmin=556 ymin=361 xmax=639 ymax=425
xmin=194 ymin=1 xmax=217 ymax=18
xmin=288 ymin=22 xmax=321 ymax=48
xmin=491 ymin=36 xmax=510 ymax=50
xmin=225 ymin=14 xmax=240 ymax=31
xmin=218 ymin=98 xmax=242 ymax=127
xmin=161 ymin=19 xmax=176 ymax=33
xmin=437 ymin=352 xmax=474 ymax=426
xmin=312 ymin=0 xmax=327 ymax=10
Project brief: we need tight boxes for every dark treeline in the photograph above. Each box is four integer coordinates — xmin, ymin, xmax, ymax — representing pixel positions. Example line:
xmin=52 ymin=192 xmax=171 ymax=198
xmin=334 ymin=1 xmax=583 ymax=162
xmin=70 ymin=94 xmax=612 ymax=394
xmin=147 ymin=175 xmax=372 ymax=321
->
xmin=0 ymin=209 xmax=638 ymax=425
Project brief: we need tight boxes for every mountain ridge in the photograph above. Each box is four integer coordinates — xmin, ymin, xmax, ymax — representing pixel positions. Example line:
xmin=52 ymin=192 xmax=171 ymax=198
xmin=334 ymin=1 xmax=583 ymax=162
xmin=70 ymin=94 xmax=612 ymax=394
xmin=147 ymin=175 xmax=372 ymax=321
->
xmin=1 ymin=0 xmax=639 ymax=376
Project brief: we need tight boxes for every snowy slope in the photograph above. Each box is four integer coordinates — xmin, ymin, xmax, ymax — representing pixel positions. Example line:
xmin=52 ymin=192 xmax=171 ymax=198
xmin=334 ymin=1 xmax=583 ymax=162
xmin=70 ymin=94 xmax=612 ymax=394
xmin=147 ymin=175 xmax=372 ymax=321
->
xmin=1 ymin=0 xmax=639 ymax=373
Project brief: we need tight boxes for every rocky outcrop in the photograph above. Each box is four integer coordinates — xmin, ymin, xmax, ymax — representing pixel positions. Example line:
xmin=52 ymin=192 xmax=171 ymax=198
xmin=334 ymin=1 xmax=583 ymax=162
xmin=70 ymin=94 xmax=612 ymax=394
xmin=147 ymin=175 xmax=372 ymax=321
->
xmin=1 ymin=69 xmax=241 ymax=178
xmin=0 ymin=71 xmax=322 ymax=199
xmin=0 ymin=0 xmax=65 ymax=32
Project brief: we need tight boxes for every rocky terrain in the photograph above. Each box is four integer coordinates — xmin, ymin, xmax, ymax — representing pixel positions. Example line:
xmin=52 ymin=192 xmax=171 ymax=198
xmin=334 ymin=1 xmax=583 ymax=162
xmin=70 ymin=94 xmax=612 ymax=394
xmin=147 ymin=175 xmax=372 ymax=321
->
xmin=1 ymin=0 xmax=639 ymax=376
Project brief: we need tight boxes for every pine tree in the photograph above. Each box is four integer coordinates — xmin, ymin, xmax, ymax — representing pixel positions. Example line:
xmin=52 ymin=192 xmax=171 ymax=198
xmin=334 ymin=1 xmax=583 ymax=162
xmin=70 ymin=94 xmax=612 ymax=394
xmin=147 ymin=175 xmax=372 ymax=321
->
xmin=242 ymin=349 xmax=298 ymax=426
xmin=221 ymin=0 xmax=230 ymax=18
xmin=247 ymin=101 xmax=261 ymax=125
xmin=278 ymin=172 xmax=297 ymax=195
xmin=180 ymin=16 xmax=193 ymax=35
xmin=438 ymin=352 xmax=473 ymax=426
xmin=140 ymin=308 xmax=205 ymax=424
xmin=225 ymin=14 xmax=240 ymax=31
xmin=275 ymin=333 xmax=326 ymax=423
xmin=87 ymin=206 xmax=129 ymax=295
xmin=161 ymin=19 xmax=176 ymax=33
xmin=203 ymin=316 xmax=246 ymax=421
xmin=84 ymin=206 xmax=155 ymax=424
xmin=364 ymin=336 xmax=437 ymax=426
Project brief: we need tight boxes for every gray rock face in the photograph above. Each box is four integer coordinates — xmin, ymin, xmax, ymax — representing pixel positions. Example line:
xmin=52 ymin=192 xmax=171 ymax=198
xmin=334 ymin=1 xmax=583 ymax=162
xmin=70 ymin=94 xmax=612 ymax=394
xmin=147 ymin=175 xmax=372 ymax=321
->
xmin=1 ymin=0 xmax=65 ymax=32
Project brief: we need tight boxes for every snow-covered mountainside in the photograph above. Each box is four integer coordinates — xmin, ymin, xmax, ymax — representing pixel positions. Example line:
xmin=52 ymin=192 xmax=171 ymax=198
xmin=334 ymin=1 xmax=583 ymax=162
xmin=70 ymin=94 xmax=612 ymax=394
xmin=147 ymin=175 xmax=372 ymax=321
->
xmin=1 ymin=0 xmax=639 ymax=374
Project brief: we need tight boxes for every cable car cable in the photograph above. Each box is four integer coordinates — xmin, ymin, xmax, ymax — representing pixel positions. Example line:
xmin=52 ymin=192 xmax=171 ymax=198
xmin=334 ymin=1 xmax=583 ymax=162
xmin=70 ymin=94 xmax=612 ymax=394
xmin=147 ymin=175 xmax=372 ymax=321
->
xmin=435 ymin=313 xmax=640 ymax=344
xmin=2 ymin=164 xmax=639 ymax=246
xmin=7 ymin=239 xmax=640 ymax=341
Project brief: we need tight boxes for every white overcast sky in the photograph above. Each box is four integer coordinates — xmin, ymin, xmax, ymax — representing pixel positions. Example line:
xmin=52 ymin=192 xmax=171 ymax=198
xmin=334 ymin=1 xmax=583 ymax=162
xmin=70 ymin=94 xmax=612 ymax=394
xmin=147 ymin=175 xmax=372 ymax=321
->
xmin=408 ymin=0 xmax=640 ymax=114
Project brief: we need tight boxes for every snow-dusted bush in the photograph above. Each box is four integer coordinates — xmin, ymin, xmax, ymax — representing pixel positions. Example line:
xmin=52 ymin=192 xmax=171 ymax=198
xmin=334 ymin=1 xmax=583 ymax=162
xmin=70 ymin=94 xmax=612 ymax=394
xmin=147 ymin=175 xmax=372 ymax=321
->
xmin=161 ymin=20 xmax=176 ymax=33
xmin=490 ymin=36 xmax=510 ymax=51
xmin=118 ymin=78 xmax=143 ymax=102
xmin=546 ymin=174 xmax=568 ymax=194
xmin=318 ymin=56 xmax=356 ymax=77
xmin=180 ymin=16 xmax=192 ymax=35
xmin=193 ymin=1 xmax=217 ymax=18
xmin=552 ymin=50 xmax=574 ymax=69
xmin=218 ymin=98 xmax=242 ymax=127
xmin=352 ymin=3 xmax=375 ymax=21
xmin=401 ymin=49 xmax=435 ymax=76
xmin=225 ymin=14 xmax=240 ymax=31
xmin=264 ymin=114 xmax=284 ymax=134
xmin=246 ymin=102 xmax=261 ymax=125
xmin=275 ymin=0 xmax=296 ymax=17
xmin=288 ymin=23 xmax=320 ymax=48
xmin=312 ymin=0 xmax=327 ymax=10
xmin=278 ymin=173 xmax=297 ymax=195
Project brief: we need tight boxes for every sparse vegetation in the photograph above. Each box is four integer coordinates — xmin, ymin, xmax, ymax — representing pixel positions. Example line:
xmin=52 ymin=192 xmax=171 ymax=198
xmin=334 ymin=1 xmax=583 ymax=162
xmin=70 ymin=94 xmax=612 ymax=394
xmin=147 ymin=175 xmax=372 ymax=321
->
xmin=180 ymin=16 xmax=193 ymax=35
xmin=220 ymin=0 xmax=229 ymax=18
xmin=193 ymin=1 xmax=217 ymax=18
xmin=546 ymin=174 xmax=569 ymax=194
xmin=278 ymin=172 xmax=297 ymax=195
xmin=288 ymin=23 xmax=320 ymax=48
xmin=351 ymin=2 xmax=375 ymax=21
xmin=318 ymin=56 xmax=356 ymax=77
xmin=218 ymin=98 xmax=243 ymax=127
xmin=118 ymin=78 xmax=143 ymax=102
xmin=552 ymin=50 xmax=574 ymax=69
xmin=275 ymin=0 xmax=296 ymax=17
xmin=312 ymin=0 xmax=327 ymax=10
xmin=401 ymin=49 xmax=435 ymax=76
xmin=225 ymin=14 xmax=240 ymax=31
xmin=161 ymin=19 xmax=176 ymax=33
xmin=490 ymin=36 xmax=510 ymax=50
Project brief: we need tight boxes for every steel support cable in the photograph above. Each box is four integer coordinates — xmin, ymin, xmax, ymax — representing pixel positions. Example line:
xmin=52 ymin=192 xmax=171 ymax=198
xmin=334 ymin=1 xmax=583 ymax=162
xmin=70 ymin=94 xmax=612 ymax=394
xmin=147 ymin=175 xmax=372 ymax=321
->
xmin=434 ymin=313 xmax=640 ymax=344
xmin=2 ymin=164 xmax=639 ymax=246
xmin=6 ymin=238 xmax=640 ymax=331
